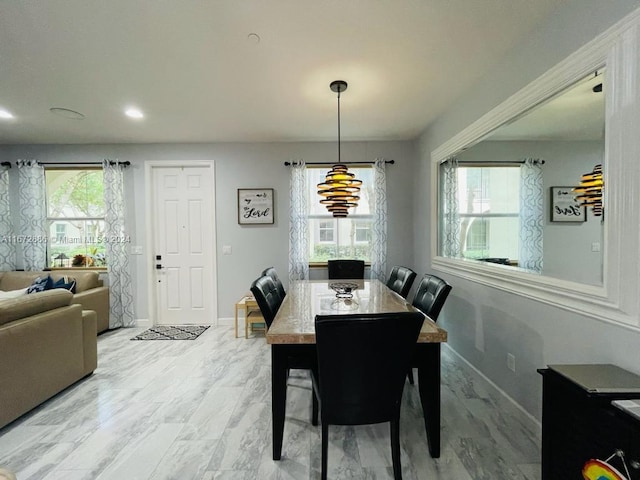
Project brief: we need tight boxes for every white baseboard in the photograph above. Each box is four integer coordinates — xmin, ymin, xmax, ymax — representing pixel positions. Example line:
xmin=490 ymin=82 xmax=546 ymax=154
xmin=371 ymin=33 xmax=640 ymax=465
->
xmin=444 ymin=344 xmax=542 ymax=434
xmin=217 ymin=317 xmax=233 ymax=326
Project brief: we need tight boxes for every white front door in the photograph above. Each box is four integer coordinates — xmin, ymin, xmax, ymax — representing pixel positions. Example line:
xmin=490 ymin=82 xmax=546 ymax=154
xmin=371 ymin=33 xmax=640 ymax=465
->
xmin=150 ymin=163 xmax=216 ymax=325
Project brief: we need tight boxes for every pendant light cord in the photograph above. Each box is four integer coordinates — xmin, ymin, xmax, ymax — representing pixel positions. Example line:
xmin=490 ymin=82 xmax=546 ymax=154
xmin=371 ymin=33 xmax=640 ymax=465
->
xmin=337 ymin=88 xmax=341 ymax=164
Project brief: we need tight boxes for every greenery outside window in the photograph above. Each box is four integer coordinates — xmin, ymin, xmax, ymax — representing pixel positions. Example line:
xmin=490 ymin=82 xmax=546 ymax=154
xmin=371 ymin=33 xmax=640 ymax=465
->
xmin=307 ymin=166 xmax=373 ymax=263
xmin=45 ymin=168 xmax=107 ymax=268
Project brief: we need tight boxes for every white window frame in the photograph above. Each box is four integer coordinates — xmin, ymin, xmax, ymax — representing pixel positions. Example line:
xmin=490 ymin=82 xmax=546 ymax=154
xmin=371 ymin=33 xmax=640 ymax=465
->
xmin=430 ymin=8 xmax=640 ymax=328
xmin=45 ymin=167 xmax=106 ymax=268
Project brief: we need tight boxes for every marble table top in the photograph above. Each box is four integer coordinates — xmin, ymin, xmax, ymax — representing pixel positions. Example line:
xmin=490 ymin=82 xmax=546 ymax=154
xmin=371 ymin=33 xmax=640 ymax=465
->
xmin=266 ymin=279 xmax=448 ymax=345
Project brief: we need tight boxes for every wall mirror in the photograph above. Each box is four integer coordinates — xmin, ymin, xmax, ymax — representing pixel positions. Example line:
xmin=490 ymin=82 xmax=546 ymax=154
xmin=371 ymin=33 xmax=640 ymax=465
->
xmin=438 ymin=70 xmax=605 ymax=286
xmin=430 ymin=8 xmax=640 ymax=327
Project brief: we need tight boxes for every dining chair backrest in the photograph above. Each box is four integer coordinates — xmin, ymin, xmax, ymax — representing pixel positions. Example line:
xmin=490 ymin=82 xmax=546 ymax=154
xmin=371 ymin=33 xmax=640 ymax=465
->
xmin=261 ymin=266 xmax=286 ymax=299
xmin=327 ymin=259 xmax=365 ymax=280
xmin=250 ymin=275 xmax=283 ymax=328
xmin=314 ymin=311 xmax=425 ymax=425
xmin=386 ymin=266 xmax=417 ymax=299
xmin=411 ymin=274 xmax=452 ymax=321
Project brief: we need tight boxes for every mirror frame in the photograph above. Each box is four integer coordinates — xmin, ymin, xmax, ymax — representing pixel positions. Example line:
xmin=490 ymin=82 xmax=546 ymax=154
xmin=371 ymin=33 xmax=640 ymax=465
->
xmin=430 ymin=8 xmax=640 ymax=328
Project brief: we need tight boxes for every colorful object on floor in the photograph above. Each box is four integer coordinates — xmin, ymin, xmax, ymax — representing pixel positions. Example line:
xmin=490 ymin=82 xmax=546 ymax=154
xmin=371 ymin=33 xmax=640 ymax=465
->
xmin=131 ymin=325 xmax=210 ymax=341
xmin=582 ymin=458 xmax=628 ymax=480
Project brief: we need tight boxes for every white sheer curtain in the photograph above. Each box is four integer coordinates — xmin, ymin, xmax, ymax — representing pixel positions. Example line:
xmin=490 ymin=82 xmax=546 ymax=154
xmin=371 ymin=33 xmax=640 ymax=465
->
xmin=441 ymin=157 xmax=461 ymax=258
xmin=17 ymin=160 xmax=47 ymax=270
xmin=288 ymin=160 xmax=309 ymax=283
xmin=0 ymin=165 xmax=16 ymax=271
xmin=370 ymin=158 xmax=388 ymax=281
xmin=103 ymin=159 xmax=135 ymax=328
xmin=519 ymin=158 xmax=544 ymax=273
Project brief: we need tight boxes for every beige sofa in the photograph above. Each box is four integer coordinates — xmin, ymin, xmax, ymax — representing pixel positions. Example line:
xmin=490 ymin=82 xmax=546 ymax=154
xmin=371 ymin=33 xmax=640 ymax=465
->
xmin=0 ymin=270 xmax=109 ymax=333
xmin=0 ymin=289 xmax=98 ymax=429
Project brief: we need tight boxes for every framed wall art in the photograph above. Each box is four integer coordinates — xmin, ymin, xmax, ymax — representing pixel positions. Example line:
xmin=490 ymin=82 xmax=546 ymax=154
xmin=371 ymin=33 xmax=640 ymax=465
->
xmin=238 ymin=188 xmax=274 ymax=225
xmin=550 ymin=186 xmax=586 ymax=222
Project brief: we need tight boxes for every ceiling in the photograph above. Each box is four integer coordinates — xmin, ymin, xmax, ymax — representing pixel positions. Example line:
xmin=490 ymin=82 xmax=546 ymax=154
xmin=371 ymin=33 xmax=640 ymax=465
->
xmin=0 ymin=0 xmax=566 ymax=145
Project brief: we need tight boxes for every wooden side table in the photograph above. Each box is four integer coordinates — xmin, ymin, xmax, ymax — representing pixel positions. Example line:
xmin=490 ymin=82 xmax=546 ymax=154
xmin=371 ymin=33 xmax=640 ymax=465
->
xmin=235 ymin=294 xmax=266 ymax=338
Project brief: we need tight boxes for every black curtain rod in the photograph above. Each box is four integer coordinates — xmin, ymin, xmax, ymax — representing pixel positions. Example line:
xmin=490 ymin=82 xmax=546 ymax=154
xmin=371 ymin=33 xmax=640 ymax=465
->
xmin=39 ymin=161 xmax=131 ymax=166
xmin=455 ymin=159 xmax=545 ymax=166
xmin=7 ymin=160 xmax=131 ymax=167
xmin=284 ymin=160 xmax=395 ymax=166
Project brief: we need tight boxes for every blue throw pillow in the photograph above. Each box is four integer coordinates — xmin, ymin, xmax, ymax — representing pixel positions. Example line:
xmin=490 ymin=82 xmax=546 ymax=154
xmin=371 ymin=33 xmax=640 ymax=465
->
xmin=51 ymin=276 xmax=76 ymax=293
xmin=26 ymin=275 xmax=53 ymax=294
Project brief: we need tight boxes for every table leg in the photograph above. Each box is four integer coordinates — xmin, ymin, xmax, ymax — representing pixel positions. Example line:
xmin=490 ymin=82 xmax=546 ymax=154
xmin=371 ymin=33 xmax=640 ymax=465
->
xmin=234 ymin=304 xmax=239 ymax=338
xmin=415 ymin=343 xmax=441 ymax=458
xmin=272 ymin=345 xmax=288 ymax=460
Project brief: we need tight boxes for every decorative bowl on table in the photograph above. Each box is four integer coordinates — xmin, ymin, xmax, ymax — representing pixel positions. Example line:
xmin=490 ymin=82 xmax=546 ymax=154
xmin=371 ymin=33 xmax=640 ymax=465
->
xmin=329 ymin=282 xmax=359 ymax=299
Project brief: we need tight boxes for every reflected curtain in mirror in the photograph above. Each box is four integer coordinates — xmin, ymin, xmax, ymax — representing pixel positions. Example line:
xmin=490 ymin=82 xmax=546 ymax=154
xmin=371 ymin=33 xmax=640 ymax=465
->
xmin=289 ymin=160 xmax=309 ymax=282
xmin=440 ymin=157 xmax=460 ymax=258
xmin=518 ymin=159 xmax=544 ymax=273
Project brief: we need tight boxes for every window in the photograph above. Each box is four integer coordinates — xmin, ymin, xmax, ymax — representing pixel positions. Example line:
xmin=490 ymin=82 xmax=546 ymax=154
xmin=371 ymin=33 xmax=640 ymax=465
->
xmin=45 ymin=168 xmax=107 ymax=268
xmin=450 ymin=165 xmax=520 ymax=261
xmin=307 ymin=167 xmax=373 ymax=263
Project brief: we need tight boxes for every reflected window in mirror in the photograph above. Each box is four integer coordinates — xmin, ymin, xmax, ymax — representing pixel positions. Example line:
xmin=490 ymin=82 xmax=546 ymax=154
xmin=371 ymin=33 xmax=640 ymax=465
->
xmin=437 ymin=69 xmax=604 ymax=283
xmin=439 ymin=161 xmax=543 ymax=272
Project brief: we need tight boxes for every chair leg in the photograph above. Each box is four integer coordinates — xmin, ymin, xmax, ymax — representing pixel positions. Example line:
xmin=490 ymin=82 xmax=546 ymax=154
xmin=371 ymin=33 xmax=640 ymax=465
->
xmin=321 ymin=423 xmax=329 ymax=480
xmin=312 ymin=391 xmax=319 ymax=426
xmin=390 ymin=419 xmax=402 ymax=480
xmin=407 ymin=368 xmax=415 ymax=385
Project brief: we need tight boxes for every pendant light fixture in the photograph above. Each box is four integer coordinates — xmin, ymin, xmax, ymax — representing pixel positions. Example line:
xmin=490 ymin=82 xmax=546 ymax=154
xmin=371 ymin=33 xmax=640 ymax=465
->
xmin=317 ymin=80 xmax=362 ymax=218
xmin=573 ymin=164 xmax=604 ymax=216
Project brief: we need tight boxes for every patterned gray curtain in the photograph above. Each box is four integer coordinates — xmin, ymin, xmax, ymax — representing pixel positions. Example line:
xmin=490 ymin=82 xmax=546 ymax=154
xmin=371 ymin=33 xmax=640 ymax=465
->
xmin=288 ymin=160 xmax=309 ymax=283
xmin=519 ymin=158 xmax=544 ymax=273
xmin=17 ymin=160 xmax=47 ymax=270
xmin=370 ymin=158 xmax=388 ymax=281
xmin=0 ymin=165 xmax=16 ymax=271
xmin=441 ymin=157 xmax=461 ymax=258
xmin=103 ymin=159 xmax=135 ymax=328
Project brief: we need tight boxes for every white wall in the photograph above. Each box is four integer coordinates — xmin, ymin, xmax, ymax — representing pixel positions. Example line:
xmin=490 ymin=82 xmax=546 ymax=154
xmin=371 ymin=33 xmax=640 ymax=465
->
xmin=0 ymin=140 xmax=418 ymax=321
xmin=416 ymin=0 xmax=640 ymax=420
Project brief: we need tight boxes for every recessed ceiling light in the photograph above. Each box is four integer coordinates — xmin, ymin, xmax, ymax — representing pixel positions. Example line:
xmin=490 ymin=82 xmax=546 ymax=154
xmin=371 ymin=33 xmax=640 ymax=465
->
xmin=0 ymin=109 xmax=14 ymax=119
xmin=49 ymin=107 xmax=85 ymax=120
xmin=125 ymin=108 xmax=144 ymax=119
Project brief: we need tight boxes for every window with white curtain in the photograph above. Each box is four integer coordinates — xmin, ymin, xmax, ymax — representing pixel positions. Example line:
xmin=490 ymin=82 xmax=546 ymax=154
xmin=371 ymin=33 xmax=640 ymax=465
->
xmin=306 ymin=166 xmax=373 ymax=263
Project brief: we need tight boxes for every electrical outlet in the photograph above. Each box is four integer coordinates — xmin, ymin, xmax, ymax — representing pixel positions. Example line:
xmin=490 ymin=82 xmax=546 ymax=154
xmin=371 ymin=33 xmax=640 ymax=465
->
xmin=507 ymin=353 xmax=516 ymax=372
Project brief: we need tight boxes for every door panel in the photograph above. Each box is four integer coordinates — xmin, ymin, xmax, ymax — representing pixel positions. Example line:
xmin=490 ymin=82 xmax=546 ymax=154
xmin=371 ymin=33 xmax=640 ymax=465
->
xmin=152 ymin=165 xmax=215 ymax=325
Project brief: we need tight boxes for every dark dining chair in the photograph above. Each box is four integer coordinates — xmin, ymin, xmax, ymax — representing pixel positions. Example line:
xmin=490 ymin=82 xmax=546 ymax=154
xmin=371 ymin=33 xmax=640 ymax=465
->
xmin=327 ymin=259 xmax=365 ymax=279
xmin=407 ymin=274 xmax=452 ymax=384
xmin=250 ymin=274 xmax=319 ymax=425
xmin=386 ymin=266 xmax=417 ymax=299
xmin=261 ymin=266 xmax=286 ymax=300
xmin=250 ymin=275 xmax=283 ymax=329
xmin=312 ymin=311 xmax=425 ymax=480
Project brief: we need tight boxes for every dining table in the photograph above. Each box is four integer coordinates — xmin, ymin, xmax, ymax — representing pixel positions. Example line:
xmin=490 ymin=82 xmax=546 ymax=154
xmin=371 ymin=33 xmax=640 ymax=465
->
xmin=266 ymin=279 xmax=448 ymax=460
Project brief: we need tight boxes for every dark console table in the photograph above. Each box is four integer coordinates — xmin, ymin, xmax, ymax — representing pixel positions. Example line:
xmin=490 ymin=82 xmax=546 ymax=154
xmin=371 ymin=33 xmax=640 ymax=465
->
xmin=539 ymin=364 xmax=640 ymax=479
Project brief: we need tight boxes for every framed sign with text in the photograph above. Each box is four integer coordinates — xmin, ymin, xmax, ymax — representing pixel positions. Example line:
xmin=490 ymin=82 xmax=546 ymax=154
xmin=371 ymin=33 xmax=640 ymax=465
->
xmin=550 ymin=186 xmax=586 ymax=222
xmin=238 ymin=188 xmax=274 ymax=225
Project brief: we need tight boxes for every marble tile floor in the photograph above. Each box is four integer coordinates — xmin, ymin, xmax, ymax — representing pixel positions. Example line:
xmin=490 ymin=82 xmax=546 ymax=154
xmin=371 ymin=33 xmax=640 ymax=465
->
xmin=0 ymin=326 xmax=541 ymax=479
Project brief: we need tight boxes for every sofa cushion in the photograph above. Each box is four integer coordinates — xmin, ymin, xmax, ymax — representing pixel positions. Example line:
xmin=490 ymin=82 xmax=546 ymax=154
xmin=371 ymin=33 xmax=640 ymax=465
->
xmin=26 ymin=275 xmax=53 ymax=294
xmin=0 ymin=289 xmax=73 ymax=326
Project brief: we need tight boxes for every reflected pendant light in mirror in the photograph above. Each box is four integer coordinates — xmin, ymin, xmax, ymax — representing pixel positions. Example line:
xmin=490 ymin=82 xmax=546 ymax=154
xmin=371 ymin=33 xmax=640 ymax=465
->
xmin=574 ymin=164 xmax=604 ymax=216
xmin=317 ymin=80 xmax=362 ymax=217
